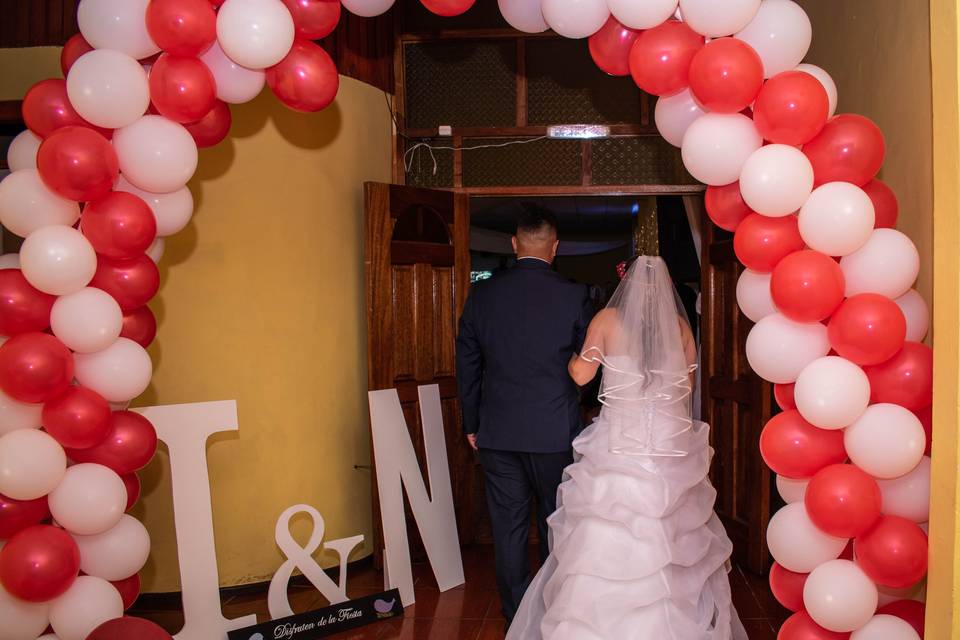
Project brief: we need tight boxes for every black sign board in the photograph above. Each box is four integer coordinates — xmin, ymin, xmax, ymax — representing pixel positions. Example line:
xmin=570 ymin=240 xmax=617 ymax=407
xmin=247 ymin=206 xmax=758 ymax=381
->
xmin=227 ymin=589 xmax=403 ymax=640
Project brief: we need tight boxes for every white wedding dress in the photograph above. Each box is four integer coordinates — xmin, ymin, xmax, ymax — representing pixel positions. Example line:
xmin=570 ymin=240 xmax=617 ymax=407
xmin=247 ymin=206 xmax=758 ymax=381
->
xmin=506 ymin=257 xmax=747 ymax=640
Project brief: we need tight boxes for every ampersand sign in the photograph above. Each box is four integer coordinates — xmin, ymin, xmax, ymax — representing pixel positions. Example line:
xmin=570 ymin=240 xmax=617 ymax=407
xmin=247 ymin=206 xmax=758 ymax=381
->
xmin=267 ymin=504 xmax=365 ymax=619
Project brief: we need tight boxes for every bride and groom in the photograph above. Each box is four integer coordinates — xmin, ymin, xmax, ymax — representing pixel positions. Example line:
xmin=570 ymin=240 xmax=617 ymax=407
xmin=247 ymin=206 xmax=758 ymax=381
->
xmin=456 ymin=205 xmax=747 ymax=639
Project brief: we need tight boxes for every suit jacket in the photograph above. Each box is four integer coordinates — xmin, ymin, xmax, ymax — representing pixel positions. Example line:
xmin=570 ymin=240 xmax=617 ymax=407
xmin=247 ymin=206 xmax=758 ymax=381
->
xmin=456 ymin=258 xmax=593 ymax=453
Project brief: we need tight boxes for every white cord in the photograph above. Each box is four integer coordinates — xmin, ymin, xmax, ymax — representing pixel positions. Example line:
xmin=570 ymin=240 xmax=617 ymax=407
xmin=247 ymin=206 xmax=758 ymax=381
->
xmin=402 ymin=136 xmax=549 ymax=175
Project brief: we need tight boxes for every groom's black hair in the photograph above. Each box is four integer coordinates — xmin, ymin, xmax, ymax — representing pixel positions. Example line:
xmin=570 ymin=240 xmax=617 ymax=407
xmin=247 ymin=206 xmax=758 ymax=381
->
xmin=517 ymin=201 xmax=558 ymax=236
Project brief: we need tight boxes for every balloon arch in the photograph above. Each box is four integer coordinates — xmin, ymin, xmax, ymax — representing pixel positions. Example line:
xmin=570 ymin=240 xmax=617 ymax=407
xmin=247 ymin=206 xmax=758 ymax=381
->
xmin=0 ymin=0 xmax=933 ymax=638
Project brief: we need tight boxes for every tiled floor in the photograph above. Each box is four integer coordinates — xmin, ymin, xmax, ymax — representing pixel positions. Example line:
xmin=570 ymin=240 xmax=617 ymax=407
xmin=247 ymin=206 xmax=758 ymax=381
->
xmin=131 ymin=545 xmax=790 ymax=639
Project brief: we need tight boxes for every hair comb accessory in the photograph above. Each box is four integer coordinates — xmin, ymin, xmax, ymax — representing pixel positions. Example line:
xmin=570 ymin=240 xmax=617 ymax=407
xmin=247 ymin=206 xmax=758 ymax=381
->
xmin=616 ymin=260 xmax=629 ymax=280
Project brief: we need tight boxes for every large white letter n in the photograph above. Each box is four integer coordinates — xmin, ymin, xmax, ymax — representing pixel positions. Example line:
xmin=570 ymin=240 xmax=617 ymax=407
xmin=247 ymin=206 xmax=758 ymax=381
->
xmin=368 ymin=384 xmax=465 ymax=606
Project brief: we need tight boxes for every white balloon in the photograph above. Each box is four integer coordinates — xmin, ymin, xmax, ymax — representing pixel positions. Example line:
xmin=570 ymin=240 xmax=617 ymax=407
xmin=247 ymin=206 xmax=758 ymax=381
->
xmin=682 ymin=113 xmax=762 ymax=186
xmin=894 ymin=289 xmax=930 ymax=342
xmin=0 ymin=254 xmax=19 ymax=270
xmin=217 ymin=0 xmax=296 ymax=70
xmin=796 ymin=63 xmax=838 ymax=117
xmin=0 ymin=170 xmax=81 ymax=238
xmin=147 ymin=237 xmax=166 ymax=263
xmin=541 ymin=0 xmax=610 ymax=39
xmin=655 ymin=89 xmax=706 ymax=148
xmin=739 ymin=144 xmax=814 ymax=217
xmin=799 ymin=182 xmax=875 ymax=256
xmin=877 ymin=456 xmax=931 ymax=523
xmin=745 ymin=313 xmax=829 ymax=384
xmin=794 ymin=356 xmax=871 ymax=429
xmin=6 ymin=130 xmax=41 ymax=171
xmin=0 ymin=388 xmax=43 ymax=436
xmin=341 ymin=0 xmax=396 ymax=17
xmin=845 ymin=404 xmax=926 ymax=479
xmin=50 ymin=287 xmax=123 ymax=354
xmin=736 ymin=269 xmax=776 ymax=322
xmin=113 ymin=116 xmax=198 ymax=193
xmin=49 ymin=463 xmax=127 ymax=536
xmin=19 ymin=226 xmax=97 ymax=296
xmin=498 ymin=0 xmax=549 ymax=32
xmin=850 ymin=614 xmax=921 ymax=640
xmin=803 ymin=560 xmax=878 ymax=632
xmin=66 ymin=49 xmax=150 ymax=130
xmin=199 ymin=41 xmax=266 ymax=104
xmin=0 ymin=582 xmax=49 ymax=640
xmin=679 ymin=0 xmax=760 ymax=37
xmin=767 ymin=502 xmax=848 ymax=573
xmin=840 ymin=229 xmax=920 ymax=298
xmin=114 ymin=175 xmax=194 ymax=237
xmin=73 ymin=514 xmax=151 ymax=581
xmin=74 ymin=338 xmax=153 ymax=403
xmin=77 ymin=0 xmax=159 ymax=59
xmin=776 ymin=474 xmax=808 ymax=504
xmin=735 ymin=0 xmax=811 ymax=78
xmin=608 ymin=0 xmax=677 ymax=30
xmin=0 ymin=429 xmax=67 ymax=500
xmin=49 ymin=576 xmax=123 ymax=640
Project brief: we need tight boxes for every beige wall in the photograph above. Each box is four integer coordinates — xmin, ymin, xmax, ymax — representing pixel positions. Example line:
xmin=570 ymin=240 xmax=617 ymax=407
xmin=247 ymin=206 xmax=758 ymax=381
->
xmin=799 ymin=0 xmax=934 ymax=306
xmin=0 ymin=48 xmax=392 ymax=591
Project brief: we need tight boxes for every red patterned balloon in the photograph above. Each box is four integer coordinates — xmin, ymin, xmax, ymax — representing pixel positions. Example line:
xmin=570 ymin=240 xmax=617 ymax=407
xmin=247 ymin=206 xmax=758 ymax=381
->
xmin=149 ymin=54 xmax=218 ymax=123
xmin=803 ymin=114 xmax=885 ymax=186
xmin=61 ymin=34 xmax=94 ymax=76
xmin=753 ymin=71 xmax=829 ymax=145
xmin=769 ymin=562 xmax=807 ymax=612
xmin=588 ymin=16 xmax=641 ymax=77
xmin=861 ymin=179 xmax=899 ymax=229
xmin=66 ymin=410 xmax=158 ymax=475
xmin=0 ymin=524 xmax=80 ymax=602
xmin=183 ymin=100 xmax=232 ymax=148
xmin=281 ymin=0 xmax=342 ymax=39
xmin=37 ymin=126 xmax=119 ymax=202
xmin=855 ymin=515 xmax=928 ymax=588
xmin=81 ymin=192 xmax=158 ymax=259
xmin=121 ymin=306 xmax=159 ymax=348
xmin=0 ymin=269 xmax=56 ymax=336
xmin=90 ymin=255 xmax=161 ymax=313
xmin=42 ymin=385 xmax=112 ymax=450
xmin=266 ymin=40 xmax=340 ymax=113
xmin=760 ymin=410 xmax=847 ymax=479
xmin=628 ymin=21 xmax=704 ymax=97
xmin=0 ymin=332 xmax=74 ymax=403
xmin=805 ymin=464 xmax=881 ymax=538
xmin=733 ymin=214 xmax=805 ymax=273
xmin=146 ymin=0 xmax=217 ymax=57
xmin=705 ymin=182 xmax=753 ymax=232
xmin=688 ymin=38 xmax=764 ymax=114
xmin=864 ymin=341 xmax=933 ymax=410
xmin=0 ymin=494 xmax=50 ymax=539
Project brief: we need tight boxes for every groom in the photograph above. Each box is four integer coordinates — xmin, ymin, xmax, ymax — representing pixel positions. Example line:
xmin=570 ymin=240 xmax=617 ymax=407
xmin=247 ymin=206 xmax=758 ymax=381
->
xmin=456 ymin=203 xmax=593 ymax=624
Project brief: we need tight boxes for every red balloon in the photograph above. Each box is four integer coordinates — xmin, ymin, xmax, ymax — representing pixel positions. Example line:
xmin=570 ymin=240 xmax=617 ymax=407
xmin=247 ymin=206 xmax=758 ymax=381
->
xmin=183 ymin=100 xmax=232 ymax=148
xmin=759 ymin=410 xmax=847 ymax=479
xmin=149 ymin=54 xmax=217 ymax=123
xmin=914 ymin=405 xmax=932 ymax=456
xmin=266 ymin=40 xmax=340 ymax=113
xmin=861 ymin=179 xmax=899 ymax=229
xmin=863 ymin=342 xmax=933 ymax=410
xmin=839 ymin=539 xmax=854 ymax=560
xmin=855 ymin=515 xmax=928 ymax=588
xmin=770 ymin=250 xmax=845 ymax=323
xmin=419 ymin=0 xmax=475 ymax=16
xmin=0 ymin=269 xmax=56 ymax=336
xmin=111 ymin=573 xmax=142 ymax=610
xmin=37 ymin=126 xmax=118 ymax=202
xmin=705 ymin=182 xmax=753 ymax=232
xmin=81 ymin=192 xmax=158 ymax=260
xmin=121 ymin=306 xmax=158 ymax=348
xmin=281 ymin=0 xmax=341 ymax=39
xmin=733 ymin=214 xmax=805 ymax=273
xmin=774 ymin=383 xmax=796 ymax=410
xmin=61 ymin=34 xmax=94 ymax=76
xmin=805 ymin=464 xmax=881 ymax=538
xmin=803 ymin=114 xmax=885 ymax=186
xmin=0 ymin=333 xmax=74 ymax=403
xmin=628 ymin=21 xmax=704 ymax=97
xmin=42 ymin=385 xmax=112 ymax=450
xmin=753 ymin=71 xmax=829 ymax=145
xmin=0 ymin=494 xmax=50 ymax=539
xmin=121 ymin=473 xmax=142 ymax=511
xmin=688 ymin=38 xmax=764 ymax=114
xmin=588 ymin=16 xmax=641 ymax=77
xmin=67 ymin=411 xmax=158 ymax=475
xmin=90 ymin=255 xmax=161 ymax=313
xmin=146 ymin=0 xmax=217 ymax=57
xmin=769 ymin=562 xmax=807 ymax=612
xmin=827 ymin=294 xmax=906 ymax=366
xmin=22 ymin=79 xmax=111 ymax=139
xmin=778 ymin=611 xmax=851 ymax=640
xmin=877 ymin=599 xmax=925 ymax=637
xmin=209 ymin=0 xmax=225 ymax=6
xmin=0 ymin=524 xmax=80 ymax=602
xmin=88 ymin=616 xmax=173 ymax=640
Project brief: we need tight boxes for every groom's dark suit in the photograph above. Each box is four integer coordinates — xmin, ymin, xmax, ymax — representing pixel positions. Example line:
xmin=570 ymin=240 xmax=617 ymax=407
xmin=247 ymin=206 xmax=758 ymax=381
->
xmin=456 ymin=257 xmax=593 ymax=622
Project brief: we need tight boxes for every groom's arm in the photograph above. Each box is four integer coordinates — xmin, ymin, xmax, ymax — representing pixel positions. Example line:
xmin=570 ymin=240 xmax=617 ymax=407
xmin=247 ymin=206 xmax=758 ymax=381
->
xmin=456 ymin=292 xmax=483 ymax=448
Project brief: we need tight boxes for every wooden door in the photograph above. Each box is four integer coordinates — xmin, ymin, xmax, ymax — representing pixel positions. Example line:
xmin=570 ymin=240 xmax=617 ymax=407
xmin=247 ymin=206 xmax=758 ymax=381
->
xmin=700 ymin=218 xmax=774 ymax=574
xmin=364 ymin=183 xmax=474 ymax=566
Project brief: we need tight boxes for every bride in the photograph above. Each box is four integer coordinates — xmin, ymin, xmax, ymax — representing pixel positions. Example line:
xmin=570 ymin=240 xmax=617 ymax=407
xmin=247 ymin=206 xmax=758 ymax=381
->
xmin=506 ymin=256 xmax=747 ymax=640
